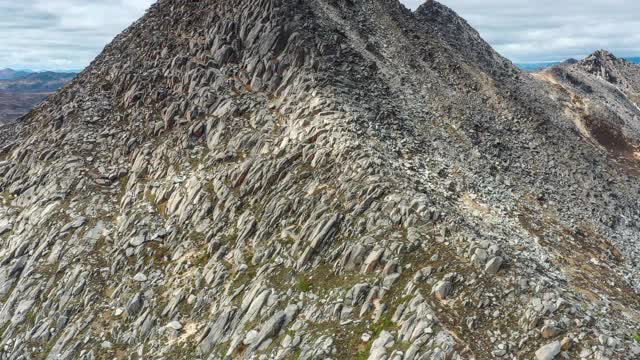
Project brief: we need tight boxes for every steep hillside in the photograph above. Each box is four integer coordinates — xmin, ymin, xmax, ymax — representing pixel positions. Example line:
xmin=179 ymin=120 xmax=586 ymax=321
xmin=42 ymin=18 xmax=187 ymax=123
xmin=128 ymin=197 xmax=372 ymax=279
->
xmin=0 ymin=1 xmax=639 ymax=359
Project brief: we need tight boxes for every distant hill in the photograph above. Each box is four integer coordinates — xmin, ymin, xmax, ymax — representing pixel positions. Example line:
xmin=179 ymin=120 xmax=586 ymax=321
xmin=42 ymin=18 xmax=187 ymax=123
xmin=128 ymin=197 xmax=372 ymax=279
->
xmin=0 ymin=68 xmax=31 ymax=80
xmin=537 ymin=50 xmax=640 ymax=161
xmin=516 ymin=62 xmax=561 ymax=71
xmin=0 ymin=71 xmax=77 ymax=93
xmin=0 ymin=70 xmax=77 ymax=123
xmin=518 ymin=56 xmax=640 ymax=71
xmin=0 ymin=92 xmax=49 ymax=124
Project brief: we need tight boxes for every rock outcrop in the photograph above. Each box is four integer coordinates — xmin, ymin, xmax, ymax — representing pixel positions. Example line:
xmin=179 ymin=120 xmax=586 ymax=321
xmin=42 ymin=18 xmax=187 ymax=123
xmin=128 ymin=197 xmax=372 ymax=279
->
xmin=537 ymin=50 xmax=640 ymax=162
xmin=0 ymin=1 xmax=639 ymax=359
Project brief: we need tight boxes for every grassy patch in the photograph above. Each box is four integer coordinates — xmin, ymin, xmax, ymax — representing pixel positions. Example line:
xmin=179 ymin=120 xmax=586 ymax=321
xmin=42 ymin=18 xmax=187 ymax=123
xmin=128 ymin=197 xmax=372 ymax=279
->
xmin=145 ymin=190 xmax=157 ymax=204
xmin=119 ymin=175 xmax=130 ymax=196
xmin=222 ymin=231 xmax=238 ymax=244
xmin=232 ymin=265 xmax=257 ymax=290
xmin=266 ymin=266 xmax=294 ymax=291
xmin=296 ymin=277 xmax=313 ymax=292
xmin=371 ymin=315 xmax=394 ymax=337
xmin=353 ymin=351 xmax=369 ymax=360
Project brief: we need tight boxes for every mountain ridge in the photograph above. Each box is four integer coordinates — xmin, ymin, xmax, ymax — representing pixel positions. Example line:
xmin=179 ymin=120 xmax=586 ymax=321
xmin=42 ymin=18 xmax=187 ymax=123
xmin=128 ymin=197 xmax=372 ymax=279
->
xmin=0 ymin=1 xmax=639 ymax=359
xmin=0 ymin=71 xmax=76 ymax=93
xmin=517 ymin=54 xmax=640 ymax=71
xmin=536 ymin=49 xmax=640 ymax=162
xmin=0 ymin=69 xmax=31 ymax=80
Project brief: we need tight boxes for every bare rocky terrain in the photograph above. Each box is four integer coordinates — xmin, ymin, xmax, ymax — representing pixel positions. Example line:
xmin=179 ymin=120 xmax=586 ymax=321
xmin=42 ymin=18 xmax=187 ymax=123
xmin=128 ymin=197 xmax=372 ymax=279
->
xmin=0 ymin=1 xmax=639 ymax=359
xmin=537 ymin=51 xmax=640 ymax=166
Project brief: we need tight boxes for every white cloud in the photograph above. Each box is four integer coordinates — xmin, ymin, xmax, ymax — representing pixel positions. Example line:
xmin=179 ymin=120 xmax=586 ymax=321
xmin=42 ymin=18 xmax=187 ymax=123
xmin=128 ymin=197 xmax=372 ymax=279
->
xmin=0 ymin=0 xmax=154 ymax=70
xmin=402 ymin=0 xmax=640 ymax=63
xmin=0 ymin=0 xmax=638 ymax=69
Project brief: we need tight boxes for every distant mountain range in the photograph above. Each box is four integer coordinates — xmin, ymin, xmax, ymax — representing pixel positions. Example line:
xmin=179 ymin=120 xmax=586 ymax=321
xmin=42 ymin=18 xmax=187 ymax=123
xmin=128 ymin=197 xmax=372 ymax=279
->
xmin=0 ymin=70 xmax=77 ymax=93
xmin=0 ymin=68 xmax=77 ymax=123
xmin=517 ymin=56 xmax=640 ymax=71
xmin=0 ymin=68 xmax=32 ymax=80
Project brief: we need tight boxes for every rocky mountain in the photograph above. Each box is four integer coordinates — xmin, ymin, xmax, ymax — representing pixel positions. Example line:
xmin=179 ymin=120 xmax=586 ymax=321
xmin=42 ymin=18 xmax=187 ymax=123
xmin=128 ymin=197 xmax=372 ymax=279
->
xmin=575 ymin=50 xmax=640 ymax=94
xmin=518 ymin=56 xmax=639 ymax=72
xmin=0 ymin=1 xmax=639 ymax=359
xmin=537 ymin=50 xmax=640 ymax=161
xmin=0 ymin=71 xmax=76 ymax=123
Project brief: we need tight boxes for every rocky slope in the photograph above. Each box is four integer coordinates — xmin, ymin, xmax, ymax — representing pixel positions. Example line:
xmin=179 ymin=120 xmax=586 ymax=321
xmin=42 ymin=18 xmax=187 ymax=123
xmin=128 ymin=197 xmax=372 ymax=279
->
xmin=537 ymin=50 xmax=640 ymax=162
xmin=0 ymin=1 xmax=639 ymax=359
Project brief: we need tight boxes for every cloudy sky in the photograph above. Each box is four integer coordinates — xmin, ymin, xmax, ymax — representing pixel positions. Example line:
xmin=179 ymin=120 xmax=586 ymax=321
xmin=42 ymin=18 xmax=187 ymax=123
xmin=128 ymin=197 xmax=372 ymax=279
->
xmin=405 ymin=0 xmax=640 ymax=63
xmin=0 ymin=0 xmax=153 ymax=70
xmin=0 ymin=0 xmax=639 ymax=70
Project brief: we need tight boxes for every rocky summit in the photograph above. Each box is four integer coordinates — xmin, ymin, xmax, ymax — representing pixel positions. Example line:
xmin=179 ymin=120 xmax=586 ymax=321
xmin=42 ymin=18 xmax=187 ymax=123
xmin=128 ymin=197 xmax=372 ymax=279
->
xmin=537 ymin=51 xmax=640 ymax=164
xmin=0 ymin=0 xmax=639 ymax=359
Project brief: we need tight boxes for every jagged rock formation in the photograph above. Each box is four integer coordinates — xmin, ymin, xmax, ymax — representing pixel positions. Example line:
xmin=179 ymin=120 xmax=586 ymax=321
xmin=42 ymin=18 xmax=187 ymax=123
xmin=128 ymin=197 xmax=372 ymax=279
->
xmin=0 ymin=1 xmax=639 ymax=359
xmin=538 ymin=50 xmax=640 ymax=162
xmin=577 ymin=50 xmax=640 ymax=94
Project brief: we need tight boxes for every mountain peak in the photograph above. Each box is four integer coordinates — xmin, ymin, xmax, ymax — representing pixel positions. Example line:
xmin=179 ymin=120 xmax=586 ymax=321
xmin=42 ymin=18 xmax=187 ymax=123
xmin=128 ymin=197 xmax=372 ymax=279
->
xmin=0 ymin=68 xmax=29 ymax=80
xmin=1 ymin=1 xmax=640 ymax=359
xmin=413 ymin=0 xmax=512 ymax=74
xmin=415 ymin=0 xmax=461 ymax=19
xmin=574 ymin=49 xmax=639 ymax=87
xmin=586 ymin=49 xmax=618 ymax=62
